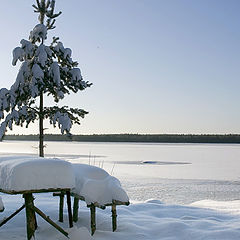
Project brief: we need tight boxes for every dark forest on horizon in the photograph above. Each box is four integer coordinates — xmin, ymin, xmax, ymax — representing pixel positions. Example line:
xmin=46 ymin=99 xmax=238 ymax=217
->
xmin=3 ymin=134 xmax=240 ymax=144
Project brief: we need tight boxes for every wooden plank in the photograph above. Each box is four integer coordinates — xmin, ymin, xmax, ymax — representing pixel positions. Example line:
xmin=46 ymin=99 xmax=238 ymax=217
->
xmin=87 ymin=202 xmax=106 ymax=209
xmin=71 ymin=193 xmax=85 ymax=201
xmin=66 ymin=191 xmax=73 ymax=228
xmin=0 ymin=204 xmax=25 ymax=228
xmin=0 ymin=188 xmax=71 ymax=195
xmin=72 ymin=193 xmax=129 ymax=207
xmin=53 ymin=192 xmax=63 ymax=197
xmin=33 ymin=206 xmax=69 ymax=238
xmin=23 ymin=193 xmax=36 ymax=240
xmin=73 ymin=197 xmax=79 ymax=222
xmin=105 ymin=200 xmax=130 ymax=206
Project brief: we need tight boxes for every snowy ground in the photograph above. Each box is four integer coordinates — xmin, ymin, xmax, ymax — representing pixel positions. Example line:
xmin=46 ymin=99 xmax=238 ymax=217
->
xmin=1 ymin=193 xmax=240 ymax=240
xmin=1 ymin=142 xmax=240 ymax=239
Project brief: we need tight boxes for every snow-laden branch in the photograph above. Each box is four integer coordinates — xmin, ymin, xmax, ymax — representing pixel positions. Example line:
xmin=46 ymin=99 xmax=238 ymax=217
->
xmin=45 ymin=106 xmax=88 ymax=134
xmin=30 ymin=24 xmax=48 ymax=43
xmin=0 ymin=106 xmax=38 ymax=139
xmin=11 ymin=26 xmax=92 ymax=101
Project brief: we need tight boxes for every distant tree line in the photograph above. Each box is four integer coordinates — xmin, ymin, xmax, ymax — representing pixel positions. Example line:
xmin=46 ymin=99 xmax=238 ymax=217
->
xmin=3 ymin=134 xmax=240 ymax=144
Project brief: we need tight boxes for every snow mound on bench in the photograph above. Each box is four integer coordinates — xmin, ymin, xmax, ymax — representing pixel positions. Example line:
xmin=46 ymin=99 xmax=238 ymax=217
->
xmin=0 ymin=196 xmax=4 ymax=211
xmin=0 ymin=156 xmax=75 ymax=192
xmin=72 ymin=164 xmax=129 ymax=206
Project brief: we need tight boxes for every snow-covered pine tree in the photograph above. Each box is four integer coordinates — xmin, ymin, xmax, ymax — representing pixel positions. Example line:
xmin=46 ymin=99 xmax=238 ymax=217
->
xmin=0 ymin=0 xmax=92 ymax=156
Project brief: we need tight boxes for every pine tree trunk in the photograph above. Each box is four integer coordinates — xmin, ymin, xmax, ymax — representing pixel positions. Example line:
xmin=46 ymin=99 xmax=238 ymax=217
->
xmin=39 ymin=92 xmax=44 ymax=157
xmin=39 ymin=0 xmax=46 ymax=24
xmin=38 ymin=0 xmax=45 ymax=158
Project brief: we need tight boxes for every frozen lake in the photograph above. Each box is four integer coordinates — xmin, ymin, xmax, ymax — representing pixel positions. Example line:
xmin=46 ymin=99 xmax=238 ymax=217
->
xmin=1 ymin=141 xmax=240 ymax=204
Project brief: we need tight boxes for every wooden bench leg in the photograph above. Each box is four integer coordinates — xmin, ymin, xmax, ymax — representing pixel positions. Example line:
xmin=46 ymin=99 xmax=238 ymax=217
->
xmin=66 ymin=191 xmax=73 ymax=228
xmin=59 ymin=192 xmax=64 ymax=222
xmin=111 ymin=204 xmax=117 ymax=232
xmin=73 ymin=197 xmax=79 ymax=222
xmin=90 ymin=204 xmax=96 ymax=235
xmin=53 ymin=192 xmax=65 ymax=222
xmin=23 ymin=193 xmax=36 ymax=240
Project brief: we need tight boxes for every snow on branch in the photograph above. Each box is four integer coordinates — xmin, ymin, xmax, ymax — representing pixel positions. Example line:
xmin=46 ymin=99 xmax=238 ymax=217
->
xmin=12 ymin=47 xmax=25 ymax=66
xmin=49 ymin=62 xmax=60 ymax=86
xmin=0 ymin=106 xmax=38 ymax=139
xmin=46 ymin=106 xmax=88 ymax=134
xmin=0 ymin=88 xmax=10 ymax=114
xmin=20 ymin=40 xmax=35 ymax=57
xmin=30 ymin=24 xmax=48 ymax=43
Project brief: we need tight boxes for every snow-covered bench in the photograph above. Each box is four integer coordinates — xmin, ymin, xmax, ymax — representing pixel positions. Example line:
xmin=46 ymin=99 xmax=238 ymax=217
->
xmin=0 ymin=156 xmax=75 ymax=240
xmin=0 ymin=156 xmax=75 ymax=193
xmin=0 ymin=197 xmax=4 ymax=212
xmin=54 ymin=164 xmax=129 ymax=235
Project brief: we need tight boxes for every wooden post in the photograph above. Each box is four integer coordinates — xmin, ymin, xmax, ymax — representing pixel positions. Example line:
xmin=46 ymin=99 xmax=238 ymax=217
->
xmin=23 ymin=193 xmax=36 ymax=240
xmin=90 ymin=204 xmax=96 ymax=235
xmin=59 ymin=192 xmax=64 ymax=222
xmin=66 ymin=191 xmax=73 ymax=228
xmin=111 ymin=204 xmax=117 ymax=232
xmin=73 ymin=197 xmax=79 ymax=222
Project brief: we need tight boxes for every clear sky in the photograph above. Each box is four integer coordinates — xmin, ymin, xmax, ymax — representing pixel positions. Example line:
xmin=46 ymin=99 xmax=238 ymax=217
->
xmin=0 ymin=0 xmax=239 ymax=135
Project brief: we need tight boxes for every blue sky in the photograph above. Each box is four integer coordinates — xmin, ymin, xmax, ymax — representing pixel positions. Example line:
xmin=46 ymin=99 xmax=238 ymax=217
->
xmin=0 ymin=0 xmax=239 ymax=134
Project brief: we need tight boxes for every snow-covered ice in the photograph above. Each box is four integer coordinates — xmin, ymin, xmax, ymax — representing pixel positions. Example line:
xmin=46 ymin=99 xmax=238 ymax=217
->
xmin=0 ymin=156 xmax=75 ymax=191
xmin=72 ymin=164 xmax=129 ymax=205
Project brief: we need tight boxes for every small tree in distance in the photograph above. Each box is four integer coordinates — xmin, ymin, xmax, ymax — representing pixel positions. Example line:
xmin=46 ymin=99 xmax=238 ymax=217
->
xmin=0 ymin=0 xmax=92 ymax=157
